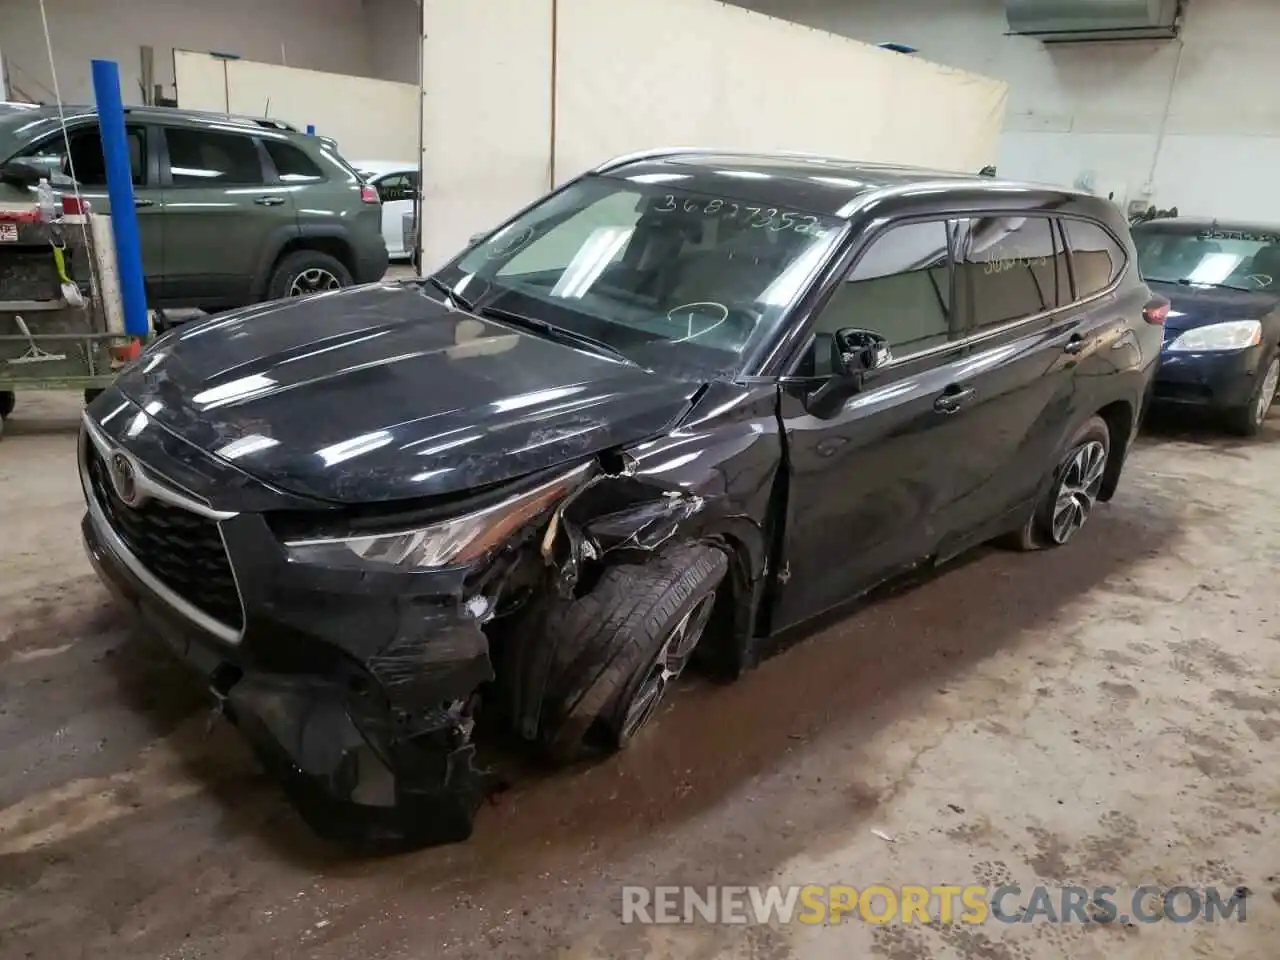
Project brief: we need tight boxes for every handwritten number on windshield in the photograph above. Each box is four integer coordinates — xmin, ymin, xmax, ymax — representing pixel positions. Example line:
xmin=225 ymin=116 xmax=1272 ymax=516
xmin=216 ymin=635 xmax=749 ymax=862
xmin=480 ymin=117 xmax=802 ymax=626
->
xmin=654 ymin=195 xmax=825 ymax=236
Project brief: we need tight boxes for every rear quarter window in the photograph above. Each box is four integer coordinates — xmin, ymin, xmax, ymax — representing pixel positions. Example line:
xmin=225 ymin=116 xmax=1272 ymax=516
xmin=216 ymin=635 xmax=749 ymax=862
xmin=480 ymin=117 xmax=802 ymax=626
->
xmin=1063 ymin=219 xmax=1126 ymax=299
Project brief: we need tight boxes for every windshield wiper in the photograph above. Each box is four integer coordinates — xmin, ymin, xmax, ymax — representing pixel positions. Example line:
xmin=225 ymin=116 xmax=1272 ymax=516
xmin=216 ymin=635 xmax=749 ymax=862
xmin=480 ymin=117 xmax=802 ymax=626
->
xmin=476 ymin=304 xmax=632 ymax=364
xmin=1173 ymin=278 xmax=1252 ymax=293
xmin=423 ymin=275 xmax=477 ymax=312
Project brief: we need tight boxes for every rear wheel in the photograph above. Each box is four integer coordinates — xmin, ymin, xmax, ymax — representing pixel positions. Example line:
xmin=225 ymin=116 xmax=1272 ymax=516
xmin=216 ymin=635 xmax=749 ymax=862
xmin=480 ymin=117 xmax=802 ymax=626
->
xmin=265 ymin=250 xmax=353 ymax=301
xmin=1224 ymin=353 xmax=1279 ymax=437
xmin=1006 ymin=415 xmax=1111 ymax=551
xmin=0 ymin=390 xmax=14 ymax=420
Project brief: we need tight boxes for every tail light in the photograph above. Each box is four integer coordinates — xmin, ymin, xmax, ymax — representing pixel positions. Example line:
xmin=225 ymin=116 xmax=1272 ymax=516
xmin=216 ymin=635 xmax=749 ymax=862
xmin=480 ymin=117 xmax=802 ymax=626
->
xmin=1143 ymin=297 xmax=1170 ymax=325
xmin=360 ymin=184 xmax=380 ymax=204
xmin=62 ymin=195 xmax=87 ymax=216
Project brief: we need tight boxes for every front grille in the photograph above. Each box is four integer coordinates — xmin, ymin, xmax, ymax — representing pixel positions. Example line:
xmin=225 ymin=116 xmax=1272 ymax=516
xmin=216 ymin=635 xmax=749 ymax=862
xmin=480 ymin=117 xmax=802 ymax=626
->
xmin=85 ymin=443 xmax=244 ymax=631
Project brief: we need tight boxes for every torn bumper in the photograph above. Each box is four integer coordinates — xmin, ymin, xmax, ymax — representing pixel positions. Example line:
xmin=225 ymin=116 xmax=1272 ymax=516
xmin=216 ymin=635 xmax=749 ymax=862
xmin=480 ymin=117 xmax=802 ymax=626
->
xmin=81 ymin=510 xmax=494 ymax=849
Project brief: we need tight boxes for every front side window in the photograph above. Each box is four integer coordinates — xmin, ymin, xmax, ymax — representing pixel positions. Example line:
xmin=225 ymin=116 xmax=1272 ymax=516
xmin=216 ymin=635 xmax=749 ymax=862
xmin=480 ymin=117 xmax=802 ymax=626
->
xmin=1133 ymin=223 xmax=1280 ymax=293
xmin=958 ymin=215 xmax=1063 ymax=329
xmin=165 ymin=128 xmax=264 ymax=187
xmin=437 ymin=176 xmax=845 ymax=377
xmin=18 ymin=124 xmax=147 ymax=186
xmin=801 ymin=220 xmax=954 ymax=376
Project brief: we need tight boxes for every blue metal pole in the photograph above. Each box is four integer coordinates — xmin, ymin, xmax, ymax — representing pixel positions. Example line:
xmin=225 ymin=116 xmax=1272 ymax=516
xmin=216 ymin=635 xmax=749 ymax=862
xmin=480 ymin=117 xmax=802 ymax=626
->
xmin=90 ymin=59 xmax=148 ymax=337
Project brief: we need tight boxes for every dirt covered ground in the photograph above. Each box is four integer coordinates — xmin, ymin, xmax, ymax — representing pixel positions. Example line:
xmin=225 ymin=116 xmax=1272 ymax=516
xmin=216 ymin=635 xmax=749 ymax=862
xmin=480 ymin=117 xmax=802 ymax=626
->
xmin=1 ymin=391 xmax=1277 ymax=960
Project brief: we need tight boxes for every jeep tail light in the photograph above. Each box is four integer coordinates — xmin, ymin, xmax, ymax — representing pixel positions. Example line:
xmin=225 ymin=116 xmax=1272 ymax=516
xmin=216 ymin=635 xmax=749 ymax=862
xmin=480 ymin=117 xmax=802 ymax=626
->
xmin=1143 ymin=297 xmax=1170 ymax=325
xmin=361 ymin=184 xmax=379 ymax=204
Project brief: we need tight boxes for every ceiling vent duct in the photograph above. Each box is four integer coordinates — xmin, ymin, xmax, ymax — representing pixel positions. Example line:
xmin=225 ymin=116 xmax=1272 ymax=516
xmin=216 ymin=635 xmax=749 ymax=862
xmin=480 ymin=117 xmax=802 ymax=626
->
xmin=1005 ymin=0 xmax=1181 ymax=42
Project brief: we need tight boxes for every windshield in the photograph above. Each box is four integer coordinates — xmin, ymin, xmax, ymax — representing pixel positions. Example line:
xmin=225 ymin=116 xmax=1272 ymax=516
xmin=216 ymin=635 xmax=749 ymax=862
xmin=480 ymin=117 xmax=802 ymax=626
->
xmin=1134 ymin=225 xmax=1280 ymax=292
xmin=431 ymin=175 xmax=846 ymax=377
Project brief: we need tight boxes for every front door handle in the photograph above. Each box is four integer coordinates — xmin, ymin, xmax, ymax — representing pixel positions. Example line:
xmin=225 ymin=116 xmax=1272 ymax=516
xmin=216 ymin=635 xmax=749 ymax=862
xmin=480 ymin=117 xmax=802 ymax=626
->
xmin=254 ymin=196 xmax=286 ymax=207
xmin=933 ymin=385 xmax=974 ymax=414
xmin=1063 ymin=333 xmax=1087 ymax=355
xmin=134 ymin=198 xmax=154 ymax=208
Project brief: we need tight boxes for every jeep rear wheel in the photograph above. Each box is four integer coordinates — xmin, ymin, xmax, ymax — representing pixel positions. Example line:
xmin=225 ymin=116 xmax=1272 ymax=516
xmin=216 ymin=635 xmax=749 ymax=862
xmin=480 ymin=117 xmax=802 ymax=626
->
xmin=266 ymin=250 xmax=353 ymax=302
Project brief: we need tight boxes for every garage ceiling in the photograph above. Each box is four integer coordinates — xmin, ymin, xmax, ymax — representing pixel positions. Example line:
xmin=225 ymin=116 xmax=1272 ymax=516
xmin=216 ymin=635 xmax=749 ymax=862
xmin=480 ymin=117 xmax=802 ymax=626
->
xmin=1005 ymin=0 xmax=1181 ymax=41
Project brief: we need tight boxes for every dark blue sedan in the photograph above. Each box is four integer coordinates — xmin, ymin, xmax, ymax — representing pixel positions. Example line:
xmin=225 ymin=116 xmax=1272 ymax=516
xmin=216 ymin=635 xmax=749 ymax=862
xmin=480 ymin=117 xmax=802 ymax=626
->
xmin=1134 ymin=218 xmax=1280 ymax=435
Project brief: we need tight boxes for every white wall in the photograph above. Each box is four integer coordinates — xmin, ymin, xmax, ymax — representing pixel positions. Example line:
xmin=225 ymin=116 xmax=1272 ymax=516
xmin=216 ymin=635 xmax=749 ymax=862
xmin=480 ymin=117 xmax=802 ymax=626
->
xmin=0 ymin=0 xmax=378 ymax=106
xmin=735 ymin=0 xmax=1280 ymax=221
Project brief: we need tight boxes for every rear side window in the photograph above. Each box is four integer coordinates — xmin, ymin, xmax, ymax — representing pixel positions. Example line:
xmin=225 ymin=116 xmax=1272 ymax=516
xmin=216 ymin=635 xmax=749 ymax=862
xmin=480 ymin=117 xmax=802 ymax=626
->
xmin=166 ymin=128 xmax=264 ymax=187
xmin=1064 ymin=219 xmax=1125 ymax=298
xmin=957 ymin=216 xmax=1063 ymax=329
xmin=264 ymin=140 xmax=325 ymax=183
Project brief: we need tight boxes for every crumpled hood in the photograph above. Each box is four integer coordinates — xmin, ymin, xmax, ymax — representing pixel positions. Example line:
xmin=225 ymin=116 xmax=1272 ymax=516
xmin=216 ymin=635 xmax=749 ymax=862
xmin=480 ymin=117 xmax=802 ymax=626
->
xmin=114 ymin=282 xmax=703 ymax=504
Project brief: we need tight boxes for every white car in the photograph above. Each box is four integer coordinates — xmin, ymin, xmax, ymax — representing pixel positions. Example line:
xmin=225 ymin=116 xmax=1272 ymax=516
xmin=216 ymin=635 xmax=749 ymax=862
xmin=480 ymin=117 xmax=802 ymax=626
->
xmin=354 ymin=160 xmax=418 ymax=261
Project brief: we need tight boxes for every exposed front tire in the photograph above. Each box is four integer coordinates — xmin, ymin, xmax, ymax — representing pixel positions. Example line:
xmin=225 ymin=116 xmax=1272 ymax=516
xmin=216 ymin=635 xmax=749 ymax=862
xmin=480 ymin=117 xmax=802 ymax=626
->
xmin=1224 ymin=353 xmax=1279 ymax=437
xmin=0 ymin=390 xmax=14 ymax=420
xmin=265 ymin=250 xmax=353 ymax=301
xmin=539 ymin=543 xmax=729 ymax=764
xmin=1006 ymin=415 xmax=1111 ymax=551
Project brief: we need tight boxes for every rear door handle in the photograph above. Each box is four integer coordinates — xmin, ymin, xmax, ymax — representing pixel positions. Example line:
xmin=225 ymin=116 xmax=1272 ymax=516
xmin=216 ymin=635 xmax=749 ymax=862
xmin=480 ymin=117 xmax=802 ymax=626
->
xmin=134 ymin=198 xmax=154 ymax=208
xmin=933 ymin=385 xmax=974 ymax=414
xmin=254 ymin=196 xmax=286 ymax=207
xmin=1063 ymin=333 xmax=1087 ymax=355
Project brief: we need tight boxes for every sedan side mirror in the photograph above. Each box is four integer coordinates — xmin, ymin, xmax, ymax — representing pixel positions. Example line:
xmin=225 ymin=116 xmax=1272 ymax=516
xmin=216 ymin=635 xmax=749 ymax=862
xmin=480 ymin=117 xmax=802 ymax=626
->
xmin=805 ymin=328 xmax=892 ymax=418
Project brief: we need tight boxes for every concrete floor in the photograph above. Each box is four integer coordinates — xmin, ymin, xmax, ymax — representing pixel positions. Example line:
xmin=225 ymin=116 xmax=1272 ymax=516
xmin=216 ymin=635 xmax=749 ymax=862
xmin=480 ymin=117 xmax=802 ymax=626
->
xmin=1 ymin=391 xmax=1278 ymax=960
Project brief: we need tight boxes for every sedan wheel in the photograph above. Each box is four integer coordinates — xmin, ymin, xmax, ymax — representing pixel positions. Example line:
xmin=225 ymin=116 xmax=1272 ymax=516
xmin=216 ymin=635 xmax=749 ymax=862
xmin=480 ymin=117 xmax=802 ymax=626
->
xmin=1049 ymin=439 xmax=1108 ymax=545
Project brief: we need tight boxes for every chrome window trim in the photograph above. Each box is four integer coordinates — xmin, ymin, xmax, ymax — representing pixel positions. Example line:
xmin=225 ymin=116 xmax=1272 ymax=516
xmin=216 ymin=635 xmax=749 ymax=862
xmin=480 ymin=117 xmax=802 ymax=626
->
xmin=765 ymin=198 xmax=1128 ymax=377
xmin=79 ymin=415 xmax=245 ymax=646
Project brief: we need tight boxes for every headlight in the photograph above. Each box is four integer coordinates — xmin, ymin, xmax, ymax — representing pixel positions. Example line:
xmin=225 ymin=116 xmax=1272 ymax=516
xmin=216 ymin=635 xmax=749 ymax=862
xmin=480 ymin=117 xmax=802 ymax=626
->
xmin=284 ymin=463 xmax=589 ymax=571
xmin=1166 ymin=320 xmax=1261 ymax=353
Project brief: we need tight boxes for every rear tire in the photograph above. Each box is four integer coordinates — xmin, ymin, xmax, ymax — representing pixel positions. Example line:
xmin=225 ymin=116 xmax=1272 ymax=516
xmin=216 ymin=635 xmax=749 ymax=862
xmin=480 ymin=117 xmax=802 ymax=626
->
xmin=0 ymin=390 xmax=14 ymax=420
xmin=265 ymin=250 xmax=353 ymax=301
xmin=1224 ymin=353 xmax=1279 ymax=437
xmin=539 ymin=543 xmax=729 ymax=764
xmin=1005 ymin=415 xmax=1111 ymax=551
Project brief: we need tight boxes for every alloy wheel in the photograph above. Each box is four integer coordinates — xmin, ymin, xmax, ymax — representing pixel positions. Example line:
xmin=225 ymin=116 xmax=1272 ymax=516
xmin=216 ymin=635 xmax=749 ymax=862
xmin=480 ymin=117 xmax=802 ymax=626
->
xmin=1049 ymin=439 xmax=1108 ymax=545
xmin=618 ymin=593 xmax=716 ymax=744
xmin=1254 ymin=357 xmax=1279 ymax=427
xmin=288 ymin=268 xmax=343 ymax=297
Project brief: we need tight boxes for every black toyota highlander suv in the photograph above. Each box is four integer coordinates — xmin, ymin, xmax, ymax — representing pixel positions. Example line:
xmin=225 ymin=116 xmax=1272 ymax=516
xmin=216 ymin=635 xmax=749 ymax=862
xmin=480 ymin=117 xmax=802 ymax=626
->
xmin=79 ymin=150 xmax=1164 ymax=848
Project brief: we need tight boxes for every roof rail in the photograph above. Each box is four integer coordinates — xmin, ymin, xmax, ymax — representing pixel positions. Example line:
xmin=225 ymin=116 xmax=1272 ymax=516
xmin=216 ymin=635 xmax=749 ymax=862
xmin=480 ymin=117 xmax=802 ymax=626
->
xmin=590 ymin=147 xmax=722 ymax=174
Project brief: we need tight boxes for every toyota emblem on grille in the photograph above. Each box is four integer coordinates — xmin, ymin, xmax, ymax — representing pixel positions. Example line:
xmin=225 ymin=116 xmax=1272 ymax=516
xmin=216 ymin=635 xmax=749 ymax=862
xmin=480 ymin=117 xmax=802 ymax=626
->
xmin=108 ymin=452 xmax=144 ymax=507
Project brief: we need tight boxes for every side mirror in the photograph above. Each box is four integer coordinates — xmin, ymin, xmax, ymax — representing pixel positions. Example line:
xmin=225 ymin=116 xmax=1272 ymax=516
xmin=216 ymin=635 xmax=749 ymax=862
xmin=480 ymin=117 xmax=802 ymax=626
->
xmin=0 ymin=158 xmax=44 ymax=187
xmin=832 ymin=328 xmax=892 ymax=377
xmin=805 ymin=328 xmax=892 ymax=417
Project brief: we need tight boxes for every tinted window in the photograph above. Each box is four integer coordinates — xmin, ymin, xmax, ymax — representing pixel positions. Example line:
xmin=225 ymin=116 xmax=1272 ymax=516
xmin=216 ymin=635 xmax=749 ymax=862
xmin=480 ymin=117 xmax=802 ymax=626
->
xmin=958 ymin=216 xmax=1062 ymax=329
xmin=806 ymin=220 xmax=953 ymax=374
xmin=19 ymin=125 xmax=146 ymax=187
xmin=1064 ymin=220 xmax=1124 ymax=298
xmin=375 ymin=172 xmax=413 ymax=203
xmin=264 ymin=140 xmax=324 ymax=183
xmin=166 ymin=128 xmax=263 ymax=186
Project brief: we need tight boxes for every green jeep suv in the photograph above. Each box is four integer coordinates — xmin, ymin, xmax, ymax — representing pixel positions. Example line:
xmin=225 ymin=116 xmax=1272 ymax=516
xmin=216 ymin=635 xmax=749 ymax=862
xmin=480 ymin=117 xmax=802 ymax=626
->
xmin=0 ymin=105 xmax=388 ymax=311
